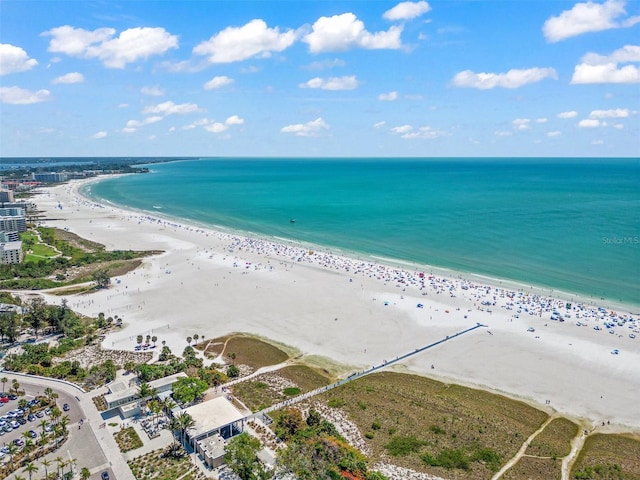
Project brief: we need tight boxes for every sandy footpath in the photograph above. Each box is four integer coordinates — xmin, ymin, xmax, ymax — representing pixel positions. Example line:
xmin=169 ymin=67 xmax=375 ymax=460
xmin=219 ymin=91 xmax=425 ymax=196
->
xmin=26 ymin=177 xmax=640 ymax=431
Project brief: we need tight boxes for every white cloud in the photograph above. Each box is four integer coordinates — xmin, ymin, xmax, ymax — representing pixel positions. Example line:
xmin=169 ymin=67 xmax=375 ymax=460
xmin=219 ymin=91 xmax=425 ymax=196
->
xmin=536 ymin=118 xmax=548 ymax=123
xmin=281 ymin=117 xmax=329 ymax=137
xmin=43 ymin=25 xmax=178 ymax=68
xmin=589 ymin=108 xmax=630 ymax=118
xmin=578 ymin=119 xmax=602 ymax=128
xmin=494 ymin=130 xmax=513 ymax=137
xmin=543 ymin=0 xmax=640 ymax=43
xmin=225 ymin=115 xmax=244 ymax=125
xmin=125 ymin=116 xmax=164 ymax=129
xmin=378 ymin=91 xmax=398 ymax=101
xmin=142 ymin=101 xmax=202 ymax=115
xmin=204 ymin=122 xmax=228 ymax=133
xmin=122 ymin=127 xmax=136 ymax=133
xmin=303 ymin=13 xmax=403 ymax=53
xmin=557 ymin=110 xmax=578 ymax=119
xmin=390 ymin=125 xmax=413 ymax=134
xmin=118 ymin=103 xmax=129 ymax=108
xmin=547 ymin=131 xmax=562 ymax=137
xmin=374 ymin=121 xmax=387 ymax=128
xmin=512 ymin=118 xmax=532 ymax=130
xmin=299 ymin=75 xmax=359 ymax=90
xmin=0 ymin=86 xmax=51 ymax=104
xmin=451 ymin=67 xmax=557 ymax=89
xmin=204 ymin=75 xmax=234 ymax=90
xmin=0 ymin=43 xmax=38 ymax=75
xmin=571 ymin=45 xmax=640 ymax=83
xmin=52 ymin=72 xmax=84 ymax=84
xmin=92 ymin=131 xmax=107 ymax=139
xmin=141 ymin=86 xmax=165 ymax=96
xmin=400 ymin=126 xmax=447 ymax=139
xmin=383 ymin=1 xmax=431 ymax=21
xmin=193 ymin=19 xmax=296 ymax=63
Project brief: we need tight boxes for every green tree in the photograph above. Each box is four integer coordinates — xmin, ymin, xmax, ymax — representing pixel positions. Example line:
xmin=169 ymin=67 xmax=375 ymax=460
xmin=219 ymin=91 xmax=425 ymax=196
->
xmin=137 ymin=382 xmax=157 ymax=401
xmin=1 ymin=376 xmax=7 ymax=394
xmin=0 ymin=311 xmax=19 ymax=342
xmin=24 ymin=296 xmax=48 ymax=338
xmin=92 ymin=269 xmax=111 ymax=289
xmin=227 ymin=364 xmax=240 ymax=378
xmin=23 ymin=461 xmax=38 ymax=480
xmin=171 ymin=377 xmax=208 ymax=404
xmin=41 ymin=459 xmax=52 ymax=479
xmin=151 ymin=335 xmax=157 ymax=346
xmin=176 ymin=411 xmax=195 ymax=448
xmin=224 ymin=432 xmax=263 ymax=480
xmin=275 ymin=407 xmax=304 ymax=441
xmin=80 ymin=466 xmax=91 ymax=480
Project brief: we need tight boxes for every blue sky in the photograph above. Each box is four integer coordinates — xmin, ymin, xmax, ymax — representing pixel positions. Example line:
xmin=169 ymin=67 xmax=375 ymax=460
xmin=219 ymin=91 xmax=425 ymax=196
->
xmin=1 ymin=0 xmax=639 ymax=157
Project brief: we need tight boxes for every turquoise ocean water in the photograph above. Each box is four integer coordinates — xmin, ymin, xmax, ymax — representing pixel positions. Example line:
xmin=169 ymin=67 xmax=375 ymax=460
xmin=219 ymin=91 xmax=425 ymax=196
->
xmin=83 ymin=158 xmax=640 ymax=307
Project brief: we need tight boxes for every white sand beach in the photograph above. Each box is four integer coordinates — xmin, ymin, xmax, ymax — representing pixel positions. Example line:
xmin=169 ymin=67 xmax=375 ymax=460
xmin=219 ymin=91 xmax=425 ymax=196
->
xmin=29 ymin=177 xmax=640 ymax=431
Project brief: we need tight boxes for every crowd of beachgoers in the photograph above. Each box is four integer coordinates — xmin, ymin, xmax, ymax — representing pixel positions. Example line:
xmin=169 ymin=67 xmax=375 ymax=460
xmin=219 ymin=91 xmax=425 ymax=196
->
xmin=69 ymin=193 xmax=639 ymax=346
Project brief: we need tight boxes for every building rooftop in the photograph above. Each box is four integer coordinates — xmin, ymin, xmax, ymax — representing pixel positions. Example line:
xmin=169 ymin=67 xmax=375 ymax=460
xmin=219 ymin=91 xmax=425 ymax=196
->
xmin=105 ymin=372 xmax=188 ymax=405
xmin=184 ymin=396 xmax=245 ymax=439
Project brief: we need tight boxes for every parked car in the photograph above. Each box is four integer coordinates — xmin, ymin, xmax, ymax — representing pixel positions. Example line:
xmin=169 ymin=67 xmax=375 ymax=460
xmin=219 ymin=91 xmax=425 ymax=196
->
xmin=16 ymin=417 xmax=27 ymax=425
xmin=7 ymin=394 xmax=17 ymax=400
xmin=10 ymin=420 xmax=20 ymax=429
xmin=27 ymin=414 xmax=36 ymax=422
xmin=13 ymin=438 xmax=24 ymax=447
xmin=101 ymin=471 xmax=110 ymax=480
xmin=28 ymin=430 xmax=37 ymax=438
xmin=35 ymin=411 xmax=44 ymax=418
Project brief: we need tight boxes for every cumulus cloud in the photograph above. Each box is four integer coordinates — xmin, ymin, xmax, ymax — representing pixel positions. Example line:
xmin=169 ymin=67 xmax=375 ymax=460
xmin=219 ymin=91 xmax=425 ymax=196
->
xmin=142 ymin=101 xmax=202 ymax=115
xmin=378 ymin=91 xmax=398 ymax=101
xmin=383 ymin=1 xmax=431 ymax=21
xmin=589 ymin=108 xmax=631 ymax=118
xmin=557 ymin=110 xmax=578 ymax=118
xmin=204 ymin=75 xmax=234 ymax=90
xmin=389 ymin=124 xmax=447 ymax=139
xmin=194 ymin=19 xmax=296 ymax=63
xmin=281 ymin=117 xmax=329 ymax=136
xmin=571 ymin=45 xmax=640 ymax=84
xmin=303 ymin=13 xmax=403 ymax=53
xmin=204 ymin=122 xmax=228 ymax=133
xmin=225 ymin=115 xmax=244 ymax=125
xmin=141 ymin=86 xmax=165 ymax=96
xmin=512 ymin=118 xmax=532 ymax=130
xmin=543 ymin=0 xmax=640 ymax=43
xmin=373 ymin=121 xmax=387 ymax=128
xmin=0 ymin=43 xmax=38 ymax=75
xmin=125 ymin=116 xmax=163 ymax=129
xmin=452 ymin=67 xmax=558 ymax=89
xmin=42 ymin=25 xmax=178 ymax=68
xmin=547 ymin=131 xmax=562 ymax=137
xmin=578 ymin=119 xmax=602 ymax=127
xmin=0 ymin=86 xmax=51 ymax=104
xmin=299 ymin=75 xmax=359 ymax=90
xmin=92 ymin=131 xmax=107 ymax=139
xmin=52 ymin=72 xmax=84 ymax=84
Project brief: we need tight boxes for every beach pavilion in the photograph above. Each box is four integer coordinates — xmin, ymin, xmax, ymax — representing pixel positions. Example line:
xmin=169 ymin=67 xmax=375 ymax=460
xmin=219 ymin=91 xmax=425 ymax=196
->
xmin=179 ymin=396 xmax=246 ymax=468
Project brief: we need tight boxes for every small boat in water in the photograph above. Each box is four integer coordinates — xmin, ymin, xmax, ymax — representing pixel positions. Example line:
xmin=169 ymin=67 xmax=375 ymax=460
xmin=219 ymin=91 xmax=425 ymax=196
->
xmin=290 ymin=218 xmax=296 ymax=223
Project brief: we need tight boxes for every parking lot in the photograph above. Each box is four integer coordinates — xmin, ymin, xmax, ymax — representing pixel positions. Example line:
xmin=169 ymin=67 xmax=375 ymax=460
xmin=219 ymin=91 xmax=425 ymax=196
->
xmin=0 ymin=392 xmax=61 ymax=463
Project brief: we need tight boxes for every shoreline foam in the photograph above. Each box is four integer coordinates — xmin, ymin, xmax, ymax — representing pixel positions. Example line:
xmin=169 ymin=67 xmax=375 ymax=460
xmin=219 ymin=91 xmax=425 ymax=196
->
xmin=27 ymin=177 xmax=640 ymax=431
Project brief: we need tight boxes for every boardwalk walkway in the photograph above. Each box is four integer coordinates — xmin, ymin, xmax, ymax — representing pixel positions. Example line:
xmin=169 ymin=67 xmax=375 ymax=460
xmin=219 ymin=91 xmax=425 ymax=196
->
xmin=249 ymin=322 xmax=487 ymax=421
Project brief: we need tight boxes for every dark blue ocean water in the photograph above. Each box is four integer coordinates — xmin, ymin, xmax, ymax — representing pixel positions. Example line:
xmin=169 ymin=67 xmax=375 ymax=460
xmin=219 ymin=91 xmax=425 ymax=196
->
xmin=84 ymin=158 xmax=640 ymax=306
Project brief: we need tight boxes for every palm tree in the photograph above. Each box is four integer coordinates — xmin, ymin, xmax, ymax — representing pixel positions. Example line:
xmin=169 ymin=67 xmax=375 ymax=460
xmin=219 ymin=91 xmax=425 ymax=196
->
xmin=18 ymin=398 xmax=28 ymax=410
xmin=55 ymin=457 xmax=66 ymax=478
xmin=13 ymin=476 xmax=25 ymax=480
xmin=11 ymin=378 xmax=19 ymax=395
xmin=167 ymin=415 xmax=182 ymax=451
xmin=162 ymin=340 xmax=166 ymax=347
xmin=146 ymin=334 xmax=151 ymax=345
xmin=80 ymin=466 xmax=91 ymax=480
xmin=67 ymin=457 xmax=77 ymax=477
xmin=23 ymin=462 xmax=38 ymax=480
xmin=176 ymin=411 xmax=195 ymax=450
xmin=38 ymin=418 xmax=48 ymax=437
xmin=23 ymin=438 xmax=35 ymax=460
xmin=186 ymin=336 xmax=192 ymax=345
xmin=44 ymin=387 xmax=54 ymax=401
xmin=7 ymin=442 xmax=17 ymax=469
xmin=148 ymin=399 xmax=161 ymax=425
xmin=151 ymin=335 xmax=158 ymax=347
xmin=50 ymin=407 xmax=62 ymax=425
xmin=137 ymin=382 xmax=157 ymax=401
xmin=193 ymin=334 xmax=199 ymax=345
xmin=1 ymin=376 xmax=7 ymax=393
xmin=41 ymin=458 xmax=52 ymax=479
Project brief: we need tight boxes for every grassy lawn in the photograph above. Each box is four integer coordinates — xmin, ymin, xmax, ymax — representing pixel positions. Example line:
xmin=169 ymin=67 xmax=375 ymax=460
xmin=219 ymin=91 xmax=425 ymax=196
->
xmin=203 ymin=334 xmax=290 ymax=369
xmin=114 ymin=426 xmax=144 ymax=452
xmin=128 ymin=449 xmax=207 ymax=480
xmin=571 ymin=433 xmax=640 ymax=479
xmin=526 ymin=417 xmax=579 ymax=458
xmin=232 ymin=364 xmax=332 ymax=412
xmin=503 ymin=456 xmax=562 ymax=480
xmin=315 ymin=371 xmax=549 ymax=480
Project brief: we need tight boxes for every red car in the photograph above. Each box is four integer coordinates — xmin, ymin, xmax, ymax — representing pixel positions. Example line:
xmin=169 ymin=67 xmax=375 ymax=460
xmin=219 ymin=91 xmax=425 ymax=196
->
xmin=0 ymin=396 xmax=9 ymax=404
